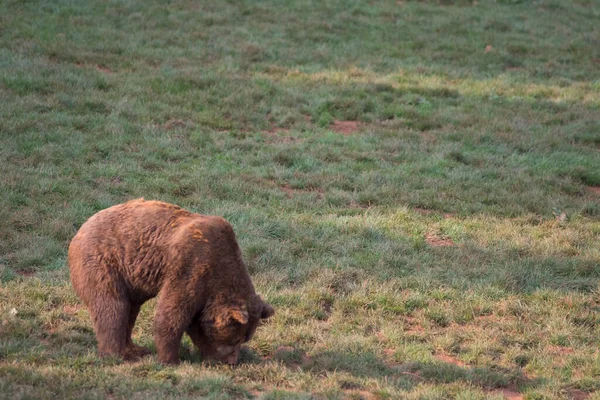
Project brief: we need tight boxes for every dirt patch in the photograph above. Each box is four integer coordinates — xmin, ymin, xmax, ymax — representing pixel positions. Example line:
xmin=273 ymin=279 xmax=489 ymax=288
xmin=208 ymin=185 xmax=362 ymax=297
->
xmin=63 ymin=305 xmax=82 ymax=315
xmin=95 ymin=64 xmax=112 ymax=74
xmin=374 ymin=331 xmax=388 ymax=344
xmin=567 ymin=389 xmax=590 ymax=400
xmin=264 ymin=123 xmax=290 ymax=135
xmin=343 ymin=390 xmax=375 ymax=400
xmin=265 ymin=128 xmax=292 ymax=138
xmin=554 ymin=212 xmax=567 ymax=223
xmin=163 ymin=119 xmax=188 ymax=130
xmin=435 ymin=353 xmax=466 ymax=367
xmin=281 ymin=184 xmax=325 ymax=199
xmin=414 ymin=208 xmax=434 ymax=215
xmin=488 ymin=385 xmax=523 ymax=400
xmin=262 ymin=120 xmax=305 ymax=144
xmin=425 ymin=231 xmax=455 ymax=247
xmin=587 ymin=186 xmax=600 ymax=195
xmin=263 ymin=128 xmax=301 ymax=144
xmin=403 ymin=316 xmax=425 ymax=334
xmin=348 ymin=200 xmax=372 ymax=209
xmin=16 ymin=270 xmax=35 ymax=277
xmin=281 ymin=184 xmax=296 ymax=198
xmin=547 ymin=345 xmax=575 ymax=355
xmin=420 ymin=132 xmax=437 ymax=144
xmin=75 ymin=62 xmax=113 ymax=74
xmin=383 ymin=348 xmax=396 ymax=358
xmin=331 ymin=120 xmax=360 ymax=135
xmin=94 ymin=176 xmax=122 ymax=187
xmin=474 ymin=314 xmax=507 ymax=324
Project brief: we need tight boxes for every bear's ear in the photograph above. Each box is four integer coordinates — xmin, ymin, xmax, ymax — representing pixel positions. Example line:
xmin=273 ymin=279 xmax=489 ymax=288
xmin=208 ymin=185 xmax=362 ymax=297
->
xmin=229 ymin=308 xmax=249 ymax=325
xmin=261 ymin=302 xmax=275 ymax=319
xmin=214 ymin=307 xmax=248 ymax=328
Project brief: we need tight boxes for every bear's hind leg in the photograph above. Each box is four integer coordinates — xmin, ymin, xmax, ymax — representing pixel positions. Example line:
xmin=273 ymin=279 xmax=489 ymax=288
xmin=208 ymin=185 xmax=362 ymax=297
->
xmin=125 ymin=303 xmax=151 ymax=359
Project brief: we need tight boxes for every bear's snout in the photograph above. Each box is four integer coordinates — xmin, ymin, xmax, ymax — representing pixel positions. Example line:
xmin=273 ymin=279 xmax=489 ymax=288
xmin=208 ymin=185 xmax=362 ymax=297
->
xmin=216 ymin=344 xmax=241 ymax=365
xmin=226 ymin=352 xmax=239 ymax=365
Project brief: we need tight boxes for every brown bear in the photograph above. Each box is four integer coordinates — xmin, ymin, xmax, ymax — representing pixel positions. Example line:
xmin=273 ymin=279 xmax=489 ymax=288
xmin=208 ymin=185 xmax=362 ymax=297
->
xmin=68 ymin=199 xmax=274 ymax=365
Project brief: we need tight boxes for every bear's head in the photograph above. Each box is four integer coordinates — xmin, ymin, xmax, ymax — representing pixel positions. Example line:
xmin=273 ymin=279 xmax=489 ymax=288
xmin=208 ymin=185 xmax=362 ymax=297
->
xmin=187 ymin=294 xmax=274 ymax=365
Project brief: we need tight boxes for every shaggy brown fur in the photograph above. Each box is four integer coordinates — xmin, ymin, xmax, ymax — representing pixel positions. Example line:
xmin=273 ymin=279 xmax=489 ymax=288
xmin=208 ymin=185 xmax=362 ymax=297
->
xmin=68 ymin=199 xmax=274 ymax=365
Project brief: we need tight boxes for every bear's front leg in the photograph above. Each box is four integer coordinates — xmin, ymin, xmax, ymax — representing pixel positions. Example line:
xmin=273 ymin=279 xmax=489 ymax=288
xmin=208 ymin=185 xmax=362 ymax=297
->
xmin=154 ymin=287 xmax=194 ymax=365
xmin=88 ymin=297 xmax=132 ymax=361
xmin=185 ymin=323 xmax=211 ymax=358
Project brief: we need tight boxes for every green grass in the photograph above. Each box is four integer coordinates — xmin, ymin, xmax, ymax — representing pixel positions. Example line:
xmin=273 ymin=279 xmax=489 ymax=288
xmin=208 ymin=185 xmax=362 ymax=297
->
xmin=1 ymin=0 xmax=600 ymax=398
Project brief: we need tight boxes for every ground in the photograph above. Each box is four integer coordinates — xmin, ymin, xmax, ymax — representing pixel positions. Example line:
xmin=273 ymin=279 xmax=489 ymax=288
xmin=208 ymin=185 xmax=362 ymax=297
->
xmin=1 ymin=0 xmax=600 ymax=399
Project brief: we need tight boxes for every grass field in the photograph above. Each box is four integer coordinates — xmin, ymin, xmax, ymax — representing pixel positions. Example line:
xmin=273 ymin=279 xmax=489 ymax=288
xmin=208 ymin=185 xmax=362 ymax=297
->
xmin=1 ymin=0 xmax=600 ymax=398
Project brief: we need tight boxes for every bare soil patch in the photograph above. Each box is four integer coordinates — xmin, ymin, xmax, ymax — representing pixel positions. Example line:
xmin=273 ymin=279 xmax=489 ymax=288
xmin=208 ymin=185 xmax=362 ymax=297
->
xmin=94 ymin=176 xmax=123 ymax=187
xmin=163 ymin=119 xmax=188 ymax=130
xmin=568 ymin=388 xmax=590 ymax=400
xmin=587 ymin=186 xmax=600 ymax=195
xmin=474 ymin=314 xmax=509 ymax=325
xmin=420 ymin=132 xmax=437 ymax=144
xmin=493 ymin=385 xmax=523 ymax=400
xmin=95 ymin=64 xmax=112 ymax=74
xmin=74 ymin=62 xmax=113 ymax=74
xmin=331 ymin=120 xmax=360 ymax=135
xmin=547 ymin=345 xmax=575 ymax=356
xmin=15 ymin=270 xmax=36 ymax=277
xmin=383 ymin=348 xmax=395 ymax=358
xmin=281 ymin=184 xmax=325 ymax=199
xmin=425 ymin=231 xmax=455 ymax=247
xmin=435 ymin=353 xmax=466 ymax=367
xmin=343 ymin=390 xmax=375 ymax=400
xmin=414 ymin=208 xmax=434 ymax=215
xmin=262 ymin=119 xmax=304 ymax=143
xmin=264 ymin=123 xmax=290 ymax=135
xmin=263 ymin=127 xmax=301 ymax=144
xmin=63 ymin=305 xmax=82 ymax=315
xmin=403 ymin=316 xmax=425 ymax=334
xmin=348 ymin=200 xmax=372 ymax=209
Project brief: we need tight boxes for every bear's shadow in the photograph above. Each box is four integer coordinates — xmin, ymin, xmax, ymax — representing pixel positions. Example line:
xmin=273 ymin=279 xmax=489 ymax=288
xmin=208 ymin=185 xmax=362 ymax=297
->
xmin=178 ymin=345 xmax=264 ymax=366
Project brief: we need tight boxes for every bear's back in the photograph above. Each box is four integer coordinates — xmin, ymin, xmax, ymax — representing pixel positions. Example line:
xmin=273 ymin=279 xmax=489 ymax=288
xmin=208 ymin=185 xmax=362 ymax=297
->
xmin=68 ymin=199 xmax=250 ymax=299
